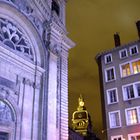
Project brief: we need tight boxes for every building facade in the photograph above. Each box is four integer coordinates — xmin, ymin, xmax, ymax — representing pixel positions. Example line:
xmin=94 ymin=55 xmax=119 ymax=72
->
xmin=96 ymin=21 xmax=140 ymax=140
xmin=0 ymin=0 xmax=75 ymax=140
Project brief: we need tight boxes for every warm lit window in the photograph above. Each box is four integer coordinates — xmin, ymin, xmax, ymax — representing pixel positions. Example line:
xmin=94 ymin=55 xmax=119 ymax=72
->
xmin=125 ymin=107 xmax=140 ymax=125
xmin=107 ymin=88 xmax=118 ymax=104
xmin=111 ymin=135 xmax=123 ymax=140
xmin=132 ymin=60 xmax=140 ymax=74
xmin=123 ymin=85 xmax=135 ymax=100
xmin=105 ymin=67 xmax=115 ymax=82
xmin=128 ymin=133 xmax=140 ymax=140
xmin=119 ymin=49 xmax=128 ymax=59
xmin=130 ymin=45 xmax=139 ymax=55
xmin=121 ymin=63 xmax=131 ymax=77
xmin=105 ymin=54 xmax=112 ymax=64
xmin=109 ymin=111 xmax=121 ymax=128
xmin=120 ymin=59 xmax=140 ymax=78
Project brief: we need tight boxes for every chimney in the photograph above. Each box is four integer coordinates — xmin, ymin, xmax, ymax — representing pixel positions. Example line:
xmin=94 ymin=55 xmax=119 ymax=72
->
xmin=114 ymin=32 xmax=121 ymax=47
xmin=136 ymin=20 xmax=140 ymax=38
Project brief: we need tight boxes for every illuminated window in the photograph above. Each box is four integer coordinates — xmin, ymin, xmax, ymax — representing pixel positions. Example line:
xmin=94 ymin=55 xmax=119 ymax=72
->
xmin=125 ymin=107 xmax=140 ymax=125
xmin=119 ymin=49 xmax=128 ymax=59
xmin=111 ymin=135 xmax=123 ymax=140
xmin=121 ymin=63 xmax=131 ymax=77
xmin=105 ymin=67 xmax=115 ymax=82
xmin=123 ymin=85 xmax=135 ymax=100
xmin=130 ymin=45 xmax=138 ymax=55
xmin=129 ymin=133 xmax=140 ymax=140
xmin=131 ymin=135 xmax=140 ymax=140
xmin=132 ymin=60 xmax=140 ymax=74
xmin=109 ymin=111 xmax=121 ymax=128
xmin=107 ymin=88 xmax=118 ymax=104
xmin=105 ymin=54 xmax=112 ymax=64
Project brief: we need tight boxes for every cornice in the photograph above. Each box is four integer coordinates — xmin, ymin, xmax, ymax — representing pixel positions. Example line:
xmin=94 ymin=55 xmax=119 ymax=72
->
xmin=62 ymin=35 xmax=75 ymax=50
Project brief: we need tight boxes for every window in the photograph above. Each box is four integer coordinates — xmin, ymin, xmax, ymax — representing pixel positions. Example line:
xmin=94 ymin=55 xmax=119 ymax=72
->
xmin=120 ymin=59 xmax=140 ymax=77
xmin=121 ymin=63 xmax=131 ymax=77
xmin=125 ymin=107 xmax=140 ymax=125
xmin=132 ymin=60 xmax=140 ymax=74
xmin=105 ymin=67 xmax=115 ymax=82
xmin=130 ymin=45 xmax=138 ymax=55
xmin=109 ymin=111 xmax=121 ymax=128
xmin=105 ymin=54 xmax=112 ymax=64
xmin=119 ymin=49 xmax=128 ymax=59
xmin=135 ymin=83 xmax=140 ymax=97
xmin=111 ymin=135 xmax=123 ymax=140
xmin=122 ymin=82 xmax=140 ymax=101
xmin=123 ymin=84 xmax=135 ymax=100
xmin=128 ymin=133 xmax=140 ymax=140
xmin=107 ymin=88 xmax=118 ymax=104
xmin=52 ymin=0 xmax=60 ymax=16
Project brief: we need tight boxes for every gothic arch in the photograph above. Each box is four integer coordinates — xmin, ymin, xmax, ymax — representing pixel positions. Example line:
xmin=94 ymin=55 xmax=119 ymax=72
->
xmin=0 ymin=1 xmax=45 ymax=67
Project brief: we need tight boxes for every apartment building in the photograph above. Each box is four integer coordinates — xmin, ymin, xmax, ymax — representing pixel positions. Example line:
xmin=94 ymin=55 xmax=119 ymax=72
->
xmin=96 ymin=21 xmax=140 ymax=140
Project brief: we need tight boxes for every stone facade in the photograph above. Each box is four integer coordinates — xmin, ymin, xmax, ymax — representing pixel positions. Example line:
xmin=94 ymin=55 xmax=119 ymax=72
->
xmin=0 ymin=0 xmax=75 ymax=140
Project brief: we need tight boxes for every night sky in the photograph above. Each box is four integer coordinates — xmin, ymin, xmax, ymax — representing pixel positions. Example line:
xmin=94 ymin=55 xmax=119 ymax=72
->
xmin=66 ymin=0 xmax=140 ymax=139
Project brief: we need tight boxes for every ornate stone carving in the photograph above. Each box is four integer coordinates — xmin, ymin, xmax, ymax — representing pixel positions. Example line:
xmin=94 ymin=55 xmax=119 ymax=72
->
xmin=33 ymin=82 xmax=40 ymax=89
xmin=0 ymin=18 xmax=33 ymax=60
xmin=23 ymin=78 xmax=34 ymax=86
xmin=0 ymin=87 xmax=10 ymax=100
xmin=22 ymin=77 xmax=40 ymax=89
xmin=46 ymin=41 xmax=61 ymax=56
xmin=49 ymin=44 xmax=61 ymax=56
xmin=1 ymin=0 xmax=43 ymax=35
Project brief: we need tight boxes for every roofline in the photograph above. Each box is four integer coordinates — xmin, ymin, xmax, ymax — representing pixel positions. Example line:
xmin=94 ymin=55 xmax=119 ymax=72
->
xmin=95 ymin=39 xmax=140 ymax=61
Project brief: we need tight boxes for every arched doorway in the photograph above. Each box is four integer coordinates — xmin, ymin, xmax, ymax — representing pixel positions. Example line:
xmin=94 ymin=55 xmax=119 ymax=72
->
xmin=0 ymin=100 xmax=15 ymax=140
xmin=0 ymin=132 xmax=9 ymax=140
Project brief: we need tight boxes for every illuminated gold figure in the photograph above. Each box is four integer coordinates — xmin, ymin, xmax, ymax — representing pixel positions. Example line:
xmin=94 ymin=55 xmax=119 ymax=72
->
xmin=72 ymin=95 xmax=89 ymax=136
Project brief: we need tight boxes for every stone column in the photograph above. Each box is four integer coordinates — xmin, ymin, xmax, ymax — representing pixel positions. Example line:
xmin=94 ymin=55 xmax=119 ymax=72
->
xmin=60 ymin=48 xmax=69 ymax=140
xmin=21 ymin=78 xmax=34 ymax=140
xmin=32 ymin=82 xmax=40 ymax=140
xmin=47 ymin=51 xmax=58 ymax=140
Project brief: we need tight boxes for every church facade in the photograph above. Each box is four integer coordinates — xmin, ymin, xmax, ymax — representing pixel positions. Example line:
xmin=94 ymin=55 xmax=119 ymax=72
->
xmin=0 ymin=0 xmax=74 ymax=140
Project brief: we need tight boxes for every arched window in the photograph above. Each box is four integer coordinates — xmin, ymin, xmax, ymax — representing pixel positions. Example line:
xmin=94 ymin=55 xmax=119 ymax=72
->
xmin=0 ymin=100 xmax=14 ymax=122
xmin=0 ymin=18 xmax=34 ymax=61
xmin=52 ymin=0 xmax=60 ymax=16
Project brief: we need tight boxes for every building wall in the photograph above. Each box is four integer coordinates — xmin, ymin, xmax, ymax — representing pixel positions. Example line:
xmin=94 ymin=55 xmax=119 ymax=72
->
xmin=97 ymin=41 xmax=140 ymax=140
xmin=0 ymin=0 xmax=75 ymax=140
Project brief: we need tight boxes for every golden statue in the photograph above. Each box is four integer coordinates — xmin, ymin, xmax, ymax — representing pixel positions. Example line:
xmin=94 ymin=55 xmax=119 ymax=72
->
xmin=72 ymin=95 xmax=89 ymax=136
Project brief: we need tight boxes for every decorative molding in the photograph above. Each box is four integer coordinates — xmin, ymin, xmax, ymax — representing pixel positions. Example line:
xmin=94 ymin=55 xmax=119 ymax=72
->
xmin=22 ymin=77 xmax=40 ymax=89
xmin=49 ymin=43 xmax=61 ymax=56
xmin=33 ymin=82 xmax=41 ymax=89
xmin=0 ymin=86 xmax=9 ymax=99
xmin=1 ymin=0 xmax=44 ymax=35
xmin=23 ymin=78 xmax=34 ymax=86
xmin=34 ymin=0 xmax=51 ymax=19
